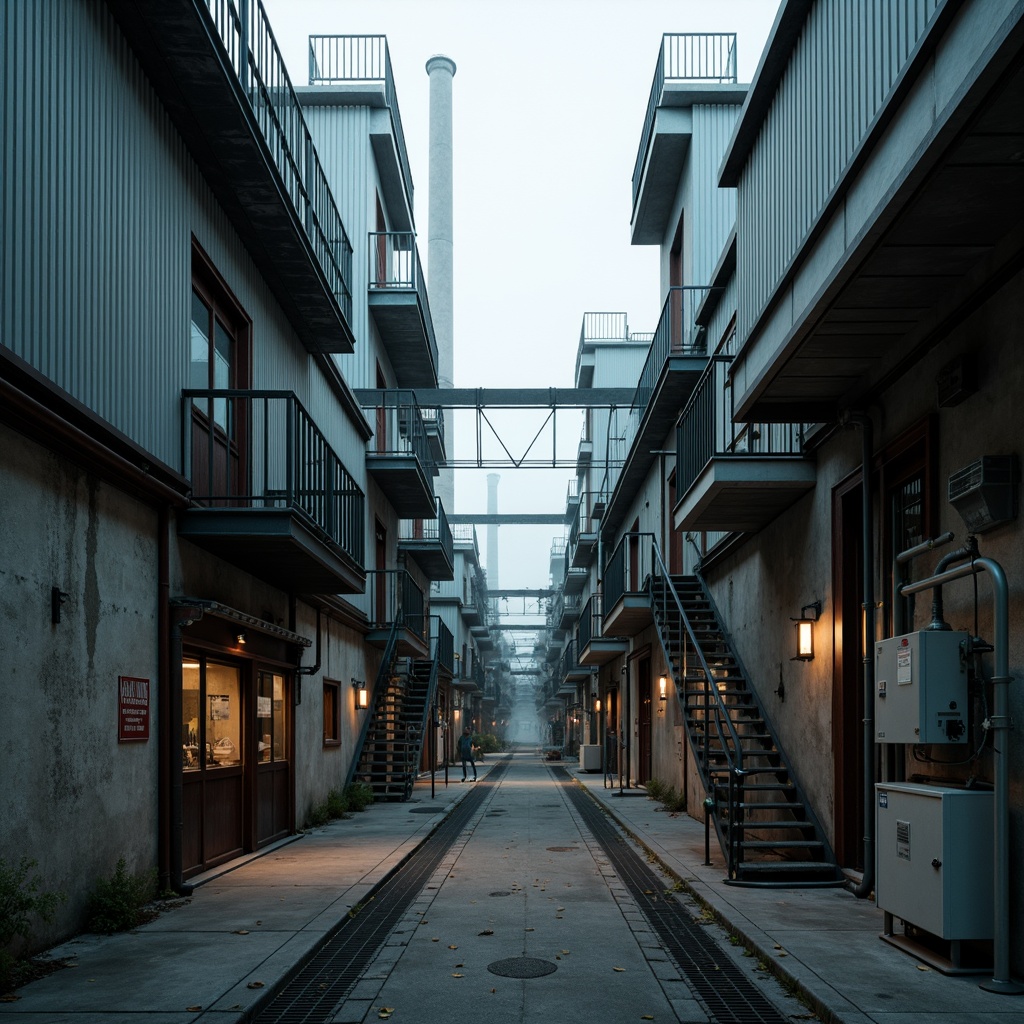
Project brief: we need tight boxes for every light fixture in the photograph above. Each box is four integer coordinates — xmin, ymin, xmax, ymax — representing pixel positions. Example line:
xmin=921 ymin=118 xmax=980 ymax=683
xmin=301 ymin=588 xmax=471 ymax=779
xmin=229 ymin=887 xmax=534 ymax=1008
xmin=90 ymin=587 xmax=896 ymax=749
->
xmin=352 ymin=678 xmax=369 ymax=710
xmin=791 ymin=601 xmax=821 ymax=662
xmin=658 ymin=675 xmax=668 ymax=701
xmin=236 ymin=631 xmax=247 ymax=645
xmin=594 ymin=698 xmax=602 ymax=713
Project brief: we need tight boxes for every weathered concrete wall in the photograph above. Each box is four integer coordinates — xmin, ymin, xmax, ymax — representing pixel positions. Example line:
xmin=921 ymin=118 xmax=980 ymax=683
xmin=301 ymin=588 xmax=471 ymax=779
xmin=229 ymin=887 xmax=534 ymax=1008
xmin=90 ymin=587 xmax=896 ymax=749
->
xmin=0 ymin=426 xmax=160 ymax=946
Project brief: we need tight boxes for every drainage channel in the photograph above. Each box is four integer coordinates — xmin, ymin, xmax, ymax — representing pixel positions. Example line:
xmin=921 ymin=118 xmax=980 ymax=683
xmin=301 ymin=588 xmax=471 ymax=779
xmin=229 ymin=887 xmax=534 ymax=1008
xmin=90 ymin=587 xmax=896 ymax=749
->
xmin=254 ymin=759 xmax=511 ymax=1024
xmin=552 ymin=766 xmax=793 ymax=1024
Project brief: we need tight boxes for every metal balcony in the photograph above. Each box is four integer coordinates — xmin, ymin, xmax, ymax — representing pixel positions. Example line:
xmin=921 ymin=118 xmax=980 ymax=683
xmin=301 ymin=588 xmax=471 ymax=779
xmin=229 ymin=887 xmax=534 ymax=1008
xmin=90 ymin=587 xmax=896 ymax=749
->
xmin=365 ymin=569 xmax=428 ymax=657
xmin=674 ymin=356 xmax=815 ymax=533
xmin=365 ymin=390 xmax=436 ymax=518
xmin=631 ymin=33 xmax=741 ymax=241
xmin=601 ymin=533 xmax=656 ymax=638
xmin=602 ymin=287 xmax=712 ymax=539
xmin=108 ymin=0 xmax=355 ymax=353
xmin=398 ymin=498 xmax=454 ymax=581
xmin=179 ymin=390 xmax=364 ymax=593
xmin=577 ymin=593 xmax=628 ymax=667
xmin=368 ymin=232 xmax=439 ymax=387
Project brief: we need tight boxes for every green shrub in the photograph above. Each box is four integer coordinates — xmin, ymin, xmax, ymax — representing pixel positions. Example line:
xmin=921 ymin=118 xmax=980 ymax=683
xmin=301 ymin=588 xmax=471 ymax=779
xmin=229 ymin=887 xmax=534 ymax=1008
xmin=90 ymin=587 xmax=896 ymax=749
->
xmin=645 ymin=777 xmax=687 ymax=813
xmin=473 ymin=733 xmax=503 ymax=754
xmin=85 ymin=857 xmax=157 ymax=935
xmin=306 ymin=788 xmax=351 ymax=829
xmin=344 ymin=782 xmax=374 ymax=812
xmin=645 ymin=777 xmax=669 ymax=802
xmin=0 ymin=857 xmax=65 ymax=993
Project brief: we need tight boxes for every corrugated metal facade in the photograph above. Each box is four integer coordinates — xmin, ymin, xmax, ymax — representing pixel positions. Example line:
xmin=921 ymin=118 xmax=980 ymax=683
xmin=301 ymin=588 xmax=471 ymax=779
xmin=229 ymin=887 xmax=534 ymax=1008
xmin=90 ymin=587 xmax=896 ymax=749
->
xmin=690 ymin=105 xmax=740 ymax=289
xmin=2 ymin=1 xmax=363 ymax=475
xmin=735 ymin=0 xmax=942 ymax=342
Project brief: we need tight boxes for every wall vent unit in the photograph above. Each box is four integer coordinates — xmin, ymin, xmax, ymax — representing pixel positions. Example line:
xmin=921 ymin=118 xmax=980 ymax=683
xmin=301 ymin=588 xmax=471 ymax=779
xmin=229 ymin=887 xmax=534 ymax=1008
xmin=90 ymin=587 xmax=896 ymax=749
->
xmin=935 ymin=354 xmax=976 ymax=408
xmin=948 ymin=456 xmax=1018 ymax=533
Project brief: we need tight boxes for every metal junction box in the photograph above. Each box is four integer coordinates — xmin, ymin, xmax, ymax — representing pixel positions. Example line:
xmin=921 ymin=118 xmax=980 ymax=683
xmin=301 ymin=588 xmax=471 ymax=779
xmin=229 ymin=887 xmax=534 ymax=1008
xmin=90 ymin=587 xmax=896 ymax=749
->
xmin=876 ymin=783 xmax=993 ymax=940
xmin=875 ymin=631 xmax=968 ymax=744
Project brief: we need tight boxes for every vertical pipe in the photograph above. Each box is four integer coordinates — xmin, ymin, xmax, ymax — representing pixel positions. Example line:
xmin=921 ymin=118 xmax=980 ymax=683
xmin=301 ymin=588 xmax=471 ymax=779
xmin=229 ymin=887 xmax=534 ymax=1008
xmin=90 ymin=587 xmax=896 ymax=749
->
xmin=157 ymin=508 xmax=171 ymax=892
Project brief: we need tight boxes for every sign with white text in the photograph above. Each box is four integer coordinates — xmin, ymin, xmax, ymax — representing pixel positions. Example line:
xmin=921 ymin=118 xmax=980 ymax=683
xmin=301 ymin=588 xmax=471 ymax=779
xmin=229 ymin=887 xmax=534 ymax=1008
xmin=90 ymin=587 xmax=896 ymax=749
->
xmin=118 ymin=676 xmax=150 ymax=742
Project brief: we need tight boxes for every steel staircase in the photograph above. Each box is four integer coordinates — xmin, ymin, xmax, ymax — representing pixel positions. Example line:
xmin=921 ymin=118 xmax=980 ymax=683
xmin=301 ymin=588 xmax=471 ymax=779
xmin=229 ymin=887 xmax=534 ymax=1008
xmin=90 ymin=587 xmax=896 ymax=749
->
xmin=648 ymin=557 xmax=841 ymax=886
xmin=347 ymin=619 xmax=442 ymax=802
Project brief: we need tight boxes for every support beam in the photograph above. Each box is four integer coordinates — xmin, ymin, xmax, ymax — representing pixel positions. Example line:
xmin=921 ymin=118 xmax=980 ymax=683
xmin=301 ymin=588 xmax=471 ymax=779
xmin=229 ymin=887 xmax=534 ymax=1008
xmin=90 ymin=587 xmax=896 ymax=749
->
xmin=354 ymin=388 xmax=634 ymax=408
xmin=449 ymin=514 xmax=564 ymax=525
xmin=490 ymin=589 xmax=555 ymax=599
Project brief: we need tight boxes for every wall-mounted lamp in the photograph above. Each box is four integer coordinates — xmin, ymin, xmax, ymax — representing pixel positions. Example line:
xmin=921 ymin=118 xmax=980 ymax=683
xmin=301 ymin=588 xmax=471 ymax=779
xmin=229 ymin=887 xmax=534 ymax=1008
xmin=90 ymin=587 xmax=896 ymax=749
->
xmin=352 ymin=678 xmax=369 ymax=710
xmin=594 ymin=698 xmax=602 ymax=713
xmin=658 ymin=675 xmax=668 ymax=701
xmin=236 ymin=631 xmax=247 ymax=645
xmin=791 ymin=601 xmax=821 ymax=662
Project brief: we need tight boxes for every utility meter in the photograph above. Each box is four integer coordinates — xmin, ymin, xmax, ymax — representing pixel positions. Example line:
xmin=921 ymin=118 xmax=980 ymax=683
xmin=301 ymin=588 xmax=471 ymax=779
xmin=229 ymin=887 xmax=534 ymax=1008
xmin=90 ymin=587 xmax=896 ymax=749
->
xmin=875 ymin=631 xmax=969 ymax=744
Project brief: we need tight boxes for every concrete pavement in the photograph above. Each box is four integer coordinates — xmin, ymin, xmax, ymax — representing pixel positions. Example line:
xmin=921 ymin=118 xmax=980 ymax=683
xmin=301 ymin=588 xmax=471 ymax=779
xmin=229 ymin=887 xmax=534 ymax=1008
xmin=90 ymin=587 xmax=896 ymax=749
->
xmin=0 ymin=753 xmax=1019 ymax=1023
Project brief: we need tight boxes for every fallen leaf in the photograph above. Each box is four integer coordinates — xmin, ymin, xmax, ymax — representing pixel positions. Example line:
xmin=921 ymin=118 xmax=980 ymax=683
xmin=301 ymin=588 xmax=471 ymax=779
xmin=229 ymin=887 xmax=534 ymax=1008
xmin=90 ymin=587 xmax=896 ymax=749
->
xmin=642 ymin=1016 xmax=654 ymax=1020
xmin=186 ymin=1007 xmax=202 ymax=1013
xmin=613 ymin=966 xmax=626 ymax=972
xmin=431 ymin=937 xmax=440 ymax=942
xmin=0 ymin=995 xmax=21 ymax=1003
xmin=247 ymin=981 xmax=265 ymax=989
xmin=455 ymin=962 xmax=464 ymax=968
xmin=448 ymin=945 xmax=459 ymax=949
xmin=234 ymin=929 xmax=249 ymax=935
xmin=479 ymin=928 xmax=494 ymax=936
xmin=451 ymin=972 xmax=464 ymax=978
xmin=773 ymin=944 xmax=782 ymax=950
xmin=916 ymin=965 xmax=931 ymax=972
xmin=560 ymin=950 xmax=570 ymax=954
xmin=557 ymin=907 xmax=565 ymax=912
xmin=490 ymin=988 xmax=496 ymax=993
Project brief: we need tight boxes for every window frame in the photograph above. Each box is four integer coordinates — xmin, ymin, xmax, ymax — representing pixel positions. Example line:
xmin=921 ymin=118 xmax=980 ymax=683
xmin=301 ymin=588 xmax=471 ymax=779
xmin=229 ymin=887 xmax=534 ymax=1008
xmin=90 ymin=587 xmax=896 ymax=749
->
xmin=323 ymin=678 xmax=342 ymax=747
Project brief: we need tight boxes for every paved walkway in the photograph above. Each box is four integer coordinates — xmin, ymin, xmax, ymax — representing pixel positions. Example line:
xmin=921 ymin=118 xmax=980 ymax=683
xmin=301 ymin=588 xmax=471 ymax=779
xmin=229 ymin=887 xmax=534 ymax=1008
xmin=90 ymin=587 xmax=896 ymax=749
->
xmin=0 ymin=754 xmax=1018 ymax=1023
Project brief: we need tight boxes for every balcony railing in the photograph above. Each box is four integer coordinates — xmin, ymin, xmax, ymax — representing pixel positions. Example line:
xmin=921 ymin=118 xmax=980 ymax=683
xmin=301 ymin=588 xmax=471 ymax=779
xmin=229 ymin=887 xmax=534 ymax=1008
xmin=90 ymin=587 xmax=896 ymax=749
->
xmin=368 ymin=231 xmax=439 ymax=374
xmin=398 ymin=497 xmax=453 ymax=566
xmin=577 ymin=594 xmax=601 ymax=651
xmin=559 ymin=639 xmax=580 ymax=684
xmin=183 ymin=389 xmax=363 ymax=565
xmin=207 ymin=2 xmax=354 ymax=323
xmin=430 ymin=616 xmax=455 ymax=677
xmin=308 ymin=35 xmax=414 ymax=208
xmin=365 ymin=569 xmax=426 ymax=641
xmin=676 ymin=356 xmax=807 ymax=497
xmin=369 ymin=389 xmax=435 ymax=470
xmin=603 ymin=532 xmax=658 ymax=613
xmin=632 ymin=33 xmax=738 ymax=207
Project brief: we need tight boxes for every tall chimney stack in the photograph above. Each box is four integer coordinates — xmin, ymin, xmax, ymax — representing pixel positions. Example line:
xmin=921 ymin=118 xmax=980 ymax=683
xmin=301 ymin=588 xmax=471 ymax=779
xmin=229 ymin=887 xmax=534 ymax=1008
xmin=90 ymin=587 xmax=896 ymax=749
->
xmin=486 ymin=473 xmax=500 ymax=589
xmin=425 ymin=55 xmax=456 ymax=515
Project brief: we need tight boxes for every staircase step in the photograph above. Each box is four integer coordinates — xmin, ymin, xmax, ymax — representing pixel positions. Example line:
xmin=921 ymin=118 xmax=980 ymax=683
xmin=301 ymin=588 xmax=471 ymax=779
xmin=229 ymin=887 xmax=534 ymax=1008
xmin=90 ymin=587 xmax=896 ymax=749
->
xmin=740 ymin=839 xmax=824 ymax=850
xmin=735 ymin=861 xmax=837 ymax=876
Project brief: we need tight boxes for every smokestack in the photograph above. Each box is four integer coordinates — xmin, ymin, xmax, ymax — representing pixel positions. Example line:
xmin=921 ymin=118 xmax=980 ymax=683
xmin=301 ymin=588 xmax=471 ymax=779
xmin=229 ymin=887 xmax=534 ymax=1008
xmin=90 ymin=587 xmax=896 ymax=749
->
xmin=487 ymin=473 xmax=500 ymax=589
xmin=426 ymin=54 xmax=456 ymax=514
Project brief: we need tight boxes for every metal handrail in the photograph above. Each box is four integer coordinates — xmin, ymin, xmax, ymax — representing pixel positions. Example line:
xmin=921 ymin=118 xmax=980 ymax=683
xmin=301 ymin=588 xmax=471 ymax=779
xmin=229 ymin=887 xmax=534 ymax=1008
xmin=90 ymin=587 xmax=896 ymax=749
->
xmin=398 ymin=498 xmax=454 ymax=570
xmin=369 ymin=389 xmax=436 ymax=474
xmin=365 ymin=569 xmax=426 ymax=641
xmin=182 ymin=388 xmax=364 ymax=566
xmin=208 ymin=2 xmax=353 ymax=322
xmin=308 ymin=35 xmax=414 ymax=210
xmin=645 ymin=538 xmax=748 ymax=874
xmin=632 ymin=33 xmax=738 ymax=207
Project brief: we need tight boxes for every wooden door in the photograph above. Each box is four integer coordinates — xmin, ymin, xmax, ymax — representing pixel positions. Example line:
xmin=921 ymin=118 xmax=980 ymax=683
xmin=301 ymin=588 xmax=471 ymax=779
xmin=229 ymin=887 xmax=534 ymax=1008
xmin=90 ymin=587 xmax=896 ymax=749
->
xmin=637 ymin=655 xmax=652 ymax=785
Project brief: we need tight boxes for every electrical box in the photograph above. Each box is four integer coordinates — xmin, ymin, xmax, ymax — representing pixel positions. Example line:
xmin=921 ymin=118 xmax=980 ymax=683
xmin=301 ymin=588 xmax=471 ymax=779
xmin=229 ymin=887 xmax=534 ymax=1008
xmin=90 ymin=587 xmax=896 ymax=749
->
xmin=579 ymin=744 xmax=602 ymax=772
xmin=876 ymin=783 xmax=993 ymax=940
xmin=874 ymin=631 xmax=968 ymax=744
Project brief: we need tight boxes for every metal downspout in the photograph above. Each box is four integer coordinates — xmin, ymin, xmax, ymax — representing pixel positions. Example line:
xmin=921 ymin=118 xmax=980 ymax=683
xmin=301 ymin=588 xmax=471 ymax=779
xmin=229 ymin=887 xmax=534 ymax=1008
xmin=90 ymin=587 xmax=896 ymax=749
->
xmin=900 ymin=557 xmax=1021 ymax=994
xmin=849 ymin=413 xmax=875 ymax=900
xmin=157 ymin=509 xmax=171 ymax=893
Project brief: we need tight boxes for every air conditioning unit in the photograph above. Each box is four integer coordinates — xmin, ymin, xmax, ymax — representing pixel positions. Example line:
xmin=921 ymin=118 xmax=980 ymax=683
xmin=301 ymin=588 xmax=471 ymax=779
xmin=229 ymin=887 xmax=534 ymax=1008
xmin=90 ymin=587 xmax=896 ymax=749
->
xmin=578 ymin=744 xmax=602 ymax=772
xmin=948 ymin=455 xmax=1018 ymax=533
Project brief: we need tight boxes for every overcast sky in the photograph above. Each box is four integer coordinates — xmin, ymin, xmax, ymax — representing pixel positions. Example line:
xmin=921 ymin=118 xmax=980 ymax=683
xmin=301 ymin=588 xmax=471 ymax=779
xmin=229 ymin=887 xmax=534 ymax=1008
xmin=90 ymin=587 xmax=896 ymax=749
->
xmin=260 ymin=0 xmax=783 ymax=600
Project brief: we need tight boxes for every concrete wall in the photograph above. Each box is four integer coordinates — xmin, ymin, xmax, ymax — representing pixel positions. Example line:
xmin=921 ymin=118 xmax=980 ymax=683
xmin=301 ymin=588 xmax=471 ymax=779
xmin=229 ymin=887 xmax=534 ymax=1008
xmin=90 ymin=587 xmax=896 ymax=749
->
xmin=0 ymin=425 xmax=160 ymax=945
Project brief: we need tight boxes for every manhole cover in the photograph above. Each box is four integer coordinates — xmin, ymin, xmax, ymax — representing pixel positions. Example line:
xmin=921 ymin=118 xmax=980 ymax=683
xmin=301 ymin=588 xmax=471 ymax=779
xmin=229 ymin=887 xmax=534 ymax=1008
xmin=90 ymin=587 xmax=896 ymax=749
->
xmin=546 ymin=846 xmax=578 ymax=852
xmin=489 ymin=890 xmax=512 ymax=897
xmin=487 ymin=957 xmax=557 ymax=979
xmin=408 ymin=806 xmax=447 ymax=813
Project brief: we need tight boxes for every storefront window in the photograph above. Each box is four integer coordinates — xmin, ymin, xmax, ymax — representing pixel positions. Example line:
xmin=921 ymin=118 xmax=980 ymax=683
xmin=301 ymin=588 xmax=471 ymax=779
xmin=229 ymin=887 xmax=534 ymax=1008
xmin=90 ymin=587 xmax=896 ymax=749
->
xmin=182 ymin=659 xmax=201 ymax=771
xmin=206 ymin=662 xmax=242 ymax=767
xmin=258 ymin=671 xmax=287 ymax=762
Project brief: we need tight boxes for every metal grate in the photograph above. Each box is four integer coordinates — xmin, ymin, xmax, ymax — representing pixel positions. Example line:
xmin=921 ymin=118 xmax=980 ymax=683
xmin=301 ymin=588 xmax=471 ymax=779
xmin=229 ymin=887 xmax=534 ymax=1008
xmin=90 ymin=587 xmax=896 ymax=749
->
xmin=552 ymin=767 xmax=793 ymax=1024
xmin=254 ymin=759 xmax=511 ymax=1023
xmin=487 ymin=956 xmax=558 ymax=979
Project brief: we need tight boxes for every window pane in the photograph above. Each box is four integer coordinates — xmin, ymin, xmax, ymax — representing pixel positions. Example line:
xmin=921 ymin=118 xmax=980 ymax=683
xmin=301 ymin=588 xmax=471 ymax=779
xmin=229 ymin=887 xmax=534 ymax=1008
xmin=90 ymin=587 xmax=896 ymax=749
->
xmin=213 ymin=318 xmax=233 ymax=430
xmin=258 ymin=672 xmax=287 ymax=762
xmin=182 ymin=658 xmax=201 ymax=771
xmin=190 ymin=290 xmax=211 ymax=394
xmin=206 ymin=662 xmax=241 ymax=767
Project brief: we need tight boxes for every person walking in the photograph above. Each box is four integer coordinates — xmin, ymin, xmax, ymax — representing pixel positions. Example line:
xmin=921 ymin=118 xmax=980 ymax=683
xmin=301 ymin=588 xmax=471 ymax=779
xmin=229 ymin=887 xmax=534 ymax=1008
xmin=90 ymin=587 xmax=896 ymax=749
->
xmin=457 ymin=726 xmax=477 ymax=782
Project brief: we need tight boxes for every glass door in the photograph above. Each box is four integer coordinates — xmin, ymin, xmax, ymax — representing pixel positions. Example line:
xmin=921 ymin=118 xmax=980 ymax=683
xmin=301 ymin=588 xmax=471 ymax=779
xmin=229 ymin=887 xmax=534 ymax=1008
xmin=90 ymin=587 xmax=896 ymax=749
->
xmin=256 ymin=670 xmax=291 ymax=845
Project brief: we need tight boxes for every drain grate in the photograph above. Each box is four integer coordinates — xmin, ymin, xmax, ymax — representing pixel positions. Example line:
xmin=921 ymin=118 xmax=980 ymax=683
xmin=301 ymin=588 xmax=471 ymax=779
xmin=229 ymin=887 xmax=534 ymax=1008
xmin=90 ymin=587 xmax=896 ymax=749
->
xmin=254 ymin=759 xmax=511 ymax=1023
xmin=487 ymin=956 xmax=558 ymax=978
xmin=552 ymin=766 xmax=792 ymax=1024
xmin=545 ymin=846 xmax=578 ymax=852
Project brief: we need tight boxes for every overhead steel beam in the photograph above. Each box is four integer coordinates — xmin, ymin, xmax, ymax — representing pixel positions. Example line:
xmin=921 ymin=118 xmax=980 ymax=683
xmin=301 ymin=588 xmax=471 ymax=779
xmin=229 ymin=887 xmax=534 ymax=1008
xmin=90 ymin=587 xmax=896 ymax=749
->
xmin=354 ymin=388 xmax=634 ymax=408
xmin=490 ymin=589 xmax=555 ymax=598
xmin=449 ymin=514 xmax=564 ymax=525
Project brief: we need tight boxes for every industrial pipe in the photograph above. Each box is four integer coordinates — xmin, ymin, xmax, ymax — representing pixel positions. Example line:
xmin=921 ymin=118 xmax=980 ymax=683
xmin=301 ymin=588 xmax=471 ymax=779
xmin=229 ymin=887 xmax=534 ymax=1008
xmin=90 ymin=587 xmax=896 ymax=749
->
xmin=900 ymin=557 xmax=1021 ymax=994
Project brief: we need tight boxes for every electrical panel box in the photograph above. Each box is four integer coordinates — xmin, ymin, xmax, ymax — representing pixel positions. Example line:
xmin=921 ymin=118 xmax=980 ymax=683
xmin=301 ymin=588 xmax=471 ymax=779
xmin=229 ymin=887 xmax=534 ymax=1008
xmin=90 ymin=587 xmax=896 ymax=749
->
xmin=876 ymin=783 xmax=993 ymax=940
xmin=874 ymin=631 xmax=968 ymax=744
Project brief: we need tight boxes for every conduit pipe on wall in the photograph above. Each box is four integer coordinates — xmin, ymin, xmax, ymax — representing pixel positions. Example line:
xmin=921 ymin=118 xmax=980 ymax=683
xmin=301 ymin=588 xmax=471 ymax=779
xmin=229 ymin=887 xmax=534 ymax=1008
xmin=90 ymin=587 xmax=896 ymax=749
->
xmin=157 ymin=509 xmax=171 ymax=893
xmin=846 ymin=412 xmax=876 ymax=901
xmin=900 ymin=556 xmax=1021 ymax=994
